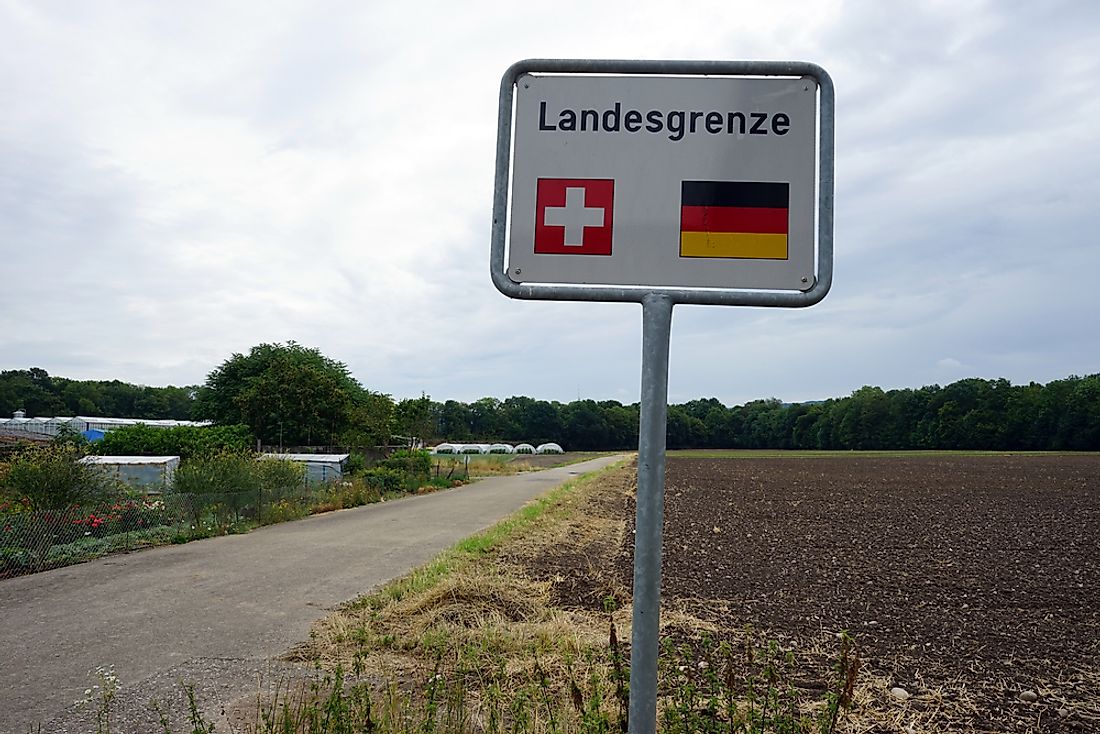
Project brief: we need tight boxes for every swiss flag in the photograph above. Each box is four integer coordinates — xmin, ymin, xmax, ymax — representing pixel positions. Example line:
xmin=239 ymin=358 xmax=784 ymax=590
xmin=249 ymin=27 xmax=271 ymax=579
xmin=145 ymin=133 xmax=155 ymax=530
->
xmin=533 ymin=178 xmax=614 ymax=255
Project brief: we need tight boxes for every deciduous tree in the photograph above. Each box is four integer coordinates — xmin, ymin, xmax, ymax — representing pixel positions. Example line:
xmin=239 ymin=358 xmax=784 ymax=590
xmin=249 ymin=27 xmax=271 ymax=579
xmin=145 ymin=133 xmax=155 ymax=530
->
xmin=193 ymin=342 xmax=390 ymax=447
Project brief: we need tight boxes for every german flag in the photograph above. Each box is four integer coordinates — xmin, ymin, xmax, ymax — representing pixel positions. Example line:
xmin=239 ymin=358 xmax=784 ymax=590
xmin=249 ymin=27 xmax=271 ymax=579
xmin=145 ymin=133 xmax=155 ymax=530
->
xmin=679 ymin=181 xmax=789 ymax=260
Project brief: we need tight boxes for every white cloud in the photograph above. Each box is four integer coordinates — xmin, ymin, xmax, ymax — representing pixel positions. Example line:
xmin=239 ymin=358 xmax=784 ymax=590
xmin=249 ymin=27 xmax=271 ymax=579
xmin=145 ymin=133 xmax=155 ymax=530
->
xmin=1 ymin=0 xmax=1098 ymax=406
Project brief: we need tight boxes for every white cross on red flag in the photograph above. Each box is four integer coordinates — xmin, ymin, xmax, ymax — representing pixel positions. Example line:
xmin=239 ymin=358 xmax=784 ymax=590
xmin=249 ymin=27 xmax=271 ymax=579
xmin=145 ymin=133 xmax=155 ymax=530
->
xmin=533 ymin=178 xmax=615 ymax=255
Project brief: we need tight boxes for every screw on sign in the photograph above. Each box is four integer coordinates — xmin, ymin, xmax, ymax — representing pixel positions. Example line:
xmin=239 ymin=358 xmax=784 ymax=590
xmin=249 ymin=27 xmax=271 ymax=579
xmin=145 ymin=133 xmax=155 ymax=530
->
xmin=491 ymin=59 xmax=835 ymax=734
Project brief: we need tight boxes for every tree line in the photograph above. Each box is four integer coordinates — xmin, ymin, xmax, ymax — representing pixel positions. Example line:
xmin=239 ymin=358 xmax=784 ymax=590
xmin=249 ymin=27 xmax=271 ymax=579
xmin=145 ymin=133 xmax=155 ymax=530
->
xmin=4 ymin=344 xmax=1098 ymax=451
xmin=405 ymin=374 xmax=1100 ymax=451
xmin=0 ymin=368 xmax=195 ymax=420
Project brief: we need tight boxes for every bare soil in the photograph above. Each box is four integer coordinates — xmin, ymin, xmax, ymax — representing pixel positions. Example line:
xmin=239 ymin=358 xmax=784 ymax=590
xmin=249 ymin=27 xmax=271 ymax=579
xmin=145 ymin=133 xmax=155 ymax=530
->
xmin=518 ymin=454 xmax=1100 ymax=732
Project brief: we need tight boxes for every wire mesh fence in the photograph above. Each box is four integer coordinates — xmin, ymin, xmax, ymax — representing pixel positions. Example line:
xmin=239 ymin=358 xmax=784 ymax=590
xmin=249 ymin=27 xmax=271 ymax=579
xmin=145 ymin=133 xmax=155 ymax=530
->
xmin=0 ymin=484 xmax=321 ymax=577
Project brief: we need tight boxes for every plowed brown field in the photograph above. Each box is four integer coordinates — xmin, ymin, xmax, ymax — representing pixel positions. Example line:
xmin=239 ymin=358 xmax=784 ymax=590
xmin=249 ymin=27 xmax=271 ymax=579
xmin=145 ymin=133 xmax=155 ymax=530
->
xmin=648 ymin=455 xmax=1100 ymax=731
xmin=526 ymin=454 xmax=1100 ymax=732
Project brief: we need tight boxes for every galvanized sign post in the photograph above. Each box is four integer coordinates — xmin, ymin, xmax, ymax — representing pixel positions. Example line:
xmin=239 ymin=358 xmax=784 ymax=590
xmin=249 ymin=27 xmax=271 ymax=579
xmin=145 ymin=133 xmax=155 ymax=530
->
xmin=491 ymin=59 xmax=834 ymax=734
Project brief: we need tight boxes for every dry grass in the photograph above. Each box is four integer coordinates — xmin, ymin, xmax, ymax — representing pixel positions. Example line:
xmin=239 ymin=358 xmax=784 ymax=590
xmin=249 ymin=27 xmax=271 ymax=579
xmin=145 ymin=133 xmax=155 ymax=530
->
xmin=296 ymin=461 xmax=633 ymax=698
xmin=244 ymin=463 xmax=638 ymax=733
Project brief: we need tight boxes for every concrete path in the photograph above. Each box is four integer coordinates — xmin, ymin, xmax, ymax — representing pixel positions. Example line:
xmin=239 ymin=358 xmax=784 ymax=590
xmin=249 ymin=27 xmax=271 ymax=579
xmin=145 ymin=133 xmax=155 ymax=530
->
xmin=0 ymin=455 xmax=626 ymax=733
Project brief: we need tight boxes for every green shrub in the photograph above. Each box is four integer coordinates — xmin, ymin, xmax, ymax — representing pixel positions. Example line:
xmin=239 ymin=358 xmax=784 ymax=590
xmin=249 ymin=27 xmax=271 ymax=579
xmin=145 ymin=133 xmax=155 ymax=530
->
xmin=39 ymin=526 xmax=178 ymax=568
xmin=317 ymin=479 xmax=382 ymax=510
xmin=173 ymin=451 xmax=260 ymax=495
xmin=172 ymin=453 xmax=263 ymax=530
xmin=0 ymin=495 xmax=31 ymax=517
xmin=344 ymin=452 xmax=367 ymax=474
xmin=42 ymin=535 xmax=107 ymax=566
xmin=94 ymin=424 xmax=252 ymax=459
xmin=1 ymin=445 xmax=117 ymax=511
xmin=0 ymin=546 xmax=33 ymax=574
xmin=255 ymin=457 xmax=306 ymax=491
xmin=265 ymin=498 xmax=309 ymax=523
xmin=360 ymin=468 xmax=405 ymax=492
xmin=379 ymin=449 xmax=432 ymax=475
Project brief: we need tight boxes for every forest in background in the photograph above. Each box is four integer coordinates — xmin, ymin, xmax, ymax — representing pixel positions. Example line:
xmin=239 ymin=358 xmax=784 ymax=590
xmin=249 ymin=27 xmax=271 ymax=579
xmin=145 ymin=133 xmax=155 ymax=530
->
xmin=2 ymin=355 xmax=1098 ymax=452
xmin=0 ymin=367 xmax=194 ymax=421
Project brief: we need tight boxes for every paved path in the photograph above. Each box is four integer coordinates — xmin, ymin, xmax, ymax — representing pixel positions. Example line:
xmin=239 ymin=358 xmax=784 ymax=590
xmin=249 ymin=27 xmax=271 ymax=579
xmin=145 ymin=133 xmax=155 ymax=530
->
xmin=0 ymin=455 xmax=626 ymax=733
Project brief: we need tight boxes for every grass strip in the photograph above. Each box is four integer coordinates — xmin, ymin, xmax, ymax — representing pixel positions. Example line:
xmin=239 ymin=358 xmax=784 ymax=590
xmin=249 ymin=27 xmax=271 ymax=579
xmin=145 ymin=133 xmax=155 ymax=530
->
xmin=353 ymin=458 xmax=629 ymax=611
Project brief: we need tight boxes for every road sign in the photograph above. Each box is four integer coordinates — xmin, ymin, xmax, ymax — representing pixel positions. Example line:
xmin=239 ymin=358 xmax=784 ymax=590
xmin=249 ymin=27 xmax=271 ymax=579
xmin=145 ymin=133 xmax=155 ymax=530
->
xmin=490 ymin=59 xmax=834 ymax=734
xmin=495 ymin=62 xmax=832 ymax=303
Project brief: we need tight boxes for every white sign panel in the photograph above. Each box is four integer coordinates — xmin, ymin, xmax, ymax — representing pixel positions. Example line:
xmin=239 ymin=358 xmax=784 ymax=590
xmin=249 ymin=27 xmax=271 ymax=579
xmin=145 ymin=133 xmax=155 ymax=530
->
xmin=507 ymin=74 xmax=819 ymax=291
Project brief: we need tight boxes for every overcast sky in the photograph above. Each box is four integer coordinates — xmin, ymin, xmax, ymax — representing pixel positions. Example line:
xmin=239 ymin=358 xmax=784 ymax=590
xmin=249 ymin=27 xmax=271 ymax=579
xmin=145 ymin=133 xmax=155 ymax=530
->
xmin=2 ymin=0 xmax=1098 ymax=407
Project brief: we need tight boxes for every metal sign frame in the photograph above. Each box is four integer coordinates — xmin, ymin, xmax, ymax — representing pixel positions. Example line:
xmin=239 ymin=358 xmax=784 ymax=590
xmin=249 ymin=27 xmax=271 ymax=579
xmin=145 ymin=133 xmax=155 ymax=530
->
xmin=491 ymin=58 xmax=834 ymax=306
xmin=490 ymin=58 xmax=834 ymax=734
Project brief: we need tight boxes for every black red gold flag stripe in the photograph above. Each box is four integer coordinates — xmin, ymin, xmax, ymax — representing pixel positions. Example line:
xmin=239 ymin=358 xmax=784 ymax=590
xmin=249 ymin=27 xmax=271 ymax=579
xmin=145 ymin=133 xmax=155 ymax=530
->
xmin=679 ymin=181 xmax=790 ymax=259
